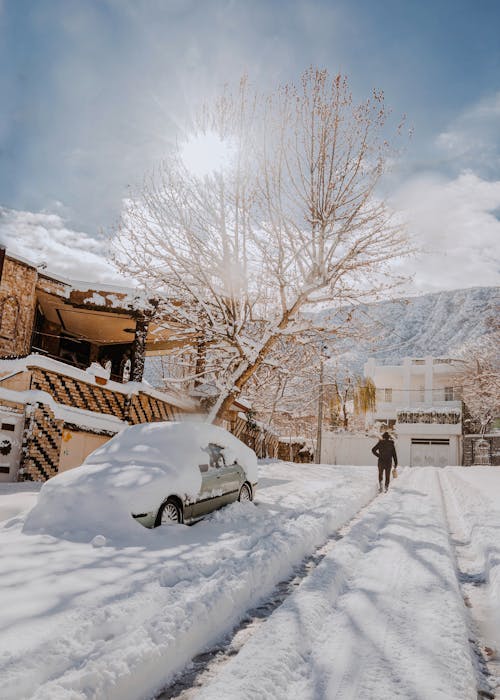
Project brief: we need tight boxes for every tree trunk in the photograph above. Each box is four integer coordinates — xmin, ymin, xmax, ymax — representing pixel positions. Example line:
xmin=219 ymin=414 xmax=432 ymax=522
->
xmin=208 ymin=304 xmax=301 ymax=423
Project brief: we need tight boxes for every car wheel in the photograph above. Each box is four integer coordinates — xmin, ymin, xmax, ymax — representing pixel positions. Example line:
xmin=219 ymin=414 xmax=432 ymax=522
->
xmin=157 ymin=498 xmax=183 ymax=526
xmin=238 ymin=483 xmax=252 ymax=503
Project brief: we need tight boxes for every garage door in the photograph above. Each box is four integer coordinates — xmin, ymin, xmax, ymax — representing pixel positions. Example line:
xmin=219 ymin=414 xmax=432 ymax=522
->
xmin=410 ymin=438 xmax=450 ymax=467
xmin=59 ymin=429 xmax=110 ymax=472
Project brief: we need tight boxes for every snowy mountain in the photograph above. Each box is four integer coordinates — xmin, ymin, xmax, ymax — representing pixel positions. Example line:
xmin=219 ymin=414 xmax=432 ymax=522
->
xmin=316 ymin=286 xmax=499 ymax=373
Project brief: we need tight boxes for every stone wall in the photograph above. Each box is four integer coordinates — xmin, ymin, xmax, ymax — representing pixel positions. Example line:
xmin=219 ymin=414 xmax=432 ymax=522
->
xmin=463 ymin=435 xmax=500 ymax=466
xmin=20 ymin=403 xmax=63 ymax=481
xmin=0 ymin=257 xmax=38 ymax=357
xmin=11 ymin=365 xmax=189 ymax=481
xmin=36 ymin=274 xmax=68 ymax=297
xmin=29 ymin=366 xmax=182 ymax=426
xmin=31 ymin=367 xmax=128 ymax=418
xmin=128 ymin=391 xmax=178 ymax=424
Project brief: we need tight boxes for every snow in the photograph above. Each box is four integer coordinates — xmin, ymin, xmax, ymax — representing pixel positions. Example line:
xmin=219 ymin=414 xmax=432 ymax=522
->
xmin=195 ymin=467 xmax=477 ymax=700
xmin=0 ymin=386 xmax=127 ymax=433
xmin=312 ymin=286 xmax=499 ymax=375
xmin=85 ymin=361 xmax=111 ymax=379
xmin=0 ymin=482 xmax=42 ymax=520
xmin=441 ymin=466 xmax=500 ymax=665
xmin=0 ymin=354 xmax=196 ymax=410
xmin=50 ymin=403 xmax=127 ymax=433
xmin=23 ymin=422 xmax=258 ymax=544
xmin=1 ymin=463 xmax=498 ymax=699
xmin=1 ymin=462 xmax=374 ymax=700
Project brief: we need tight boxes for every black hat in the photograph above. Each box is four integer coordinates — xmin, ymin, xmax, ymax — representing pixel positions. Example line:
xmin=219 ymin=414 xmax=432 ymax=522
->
xmin=382 ymin=431 xmax=391 ymax=439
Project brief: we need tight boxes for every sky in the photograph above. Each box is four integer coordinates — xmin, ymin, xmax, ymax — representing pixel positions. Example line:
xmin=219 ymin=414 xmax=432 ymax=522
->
xmin=0 ymin=0 xmax=499 ymax=292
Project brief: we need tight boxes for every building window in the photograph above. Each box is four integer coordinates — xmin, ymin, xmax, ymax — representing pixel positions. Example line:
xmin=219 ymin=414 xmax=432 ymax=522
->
xmin=444 ymin=386 xmax=454 ymax=401
xmin=384 ymin=388 xmax=392 ymax=402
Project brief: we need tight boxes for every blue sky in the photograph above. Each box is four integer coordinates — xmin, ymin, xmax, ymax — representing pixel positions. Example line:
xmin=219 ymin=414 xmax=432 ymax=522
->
xmin=1 ymin=0 xmax=499 ymax=291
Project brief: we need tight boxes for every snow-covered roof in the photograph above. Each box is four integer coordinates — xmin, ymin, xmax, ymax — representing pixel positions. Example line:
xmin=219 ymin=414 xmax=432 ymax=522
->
xmin=5 ymin=249 xmax=156 ymax=311
xmin=5 ymin=249 xmax=39 ymax=270
xmin=71 ymin=285 xmax=158 ymax=311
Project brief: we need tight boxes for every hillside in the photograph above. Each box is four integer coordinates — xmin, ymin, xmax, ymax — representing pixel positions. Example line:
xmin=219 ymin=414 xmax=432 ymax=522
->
xmin=316 ymin=286 xmax=499 ymax=373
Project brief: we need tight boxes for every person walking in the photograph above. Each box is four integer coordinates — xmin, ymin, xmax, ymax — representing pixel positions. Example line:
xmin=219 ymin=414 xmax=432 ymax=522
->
xmin=372 ymin=432 xmax=398 ymax=493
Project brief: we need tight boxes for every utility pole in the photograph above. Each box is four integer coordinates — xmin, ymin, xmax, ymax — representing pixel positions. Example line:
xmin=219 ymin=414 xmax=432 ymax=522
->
xmin=316 ymin=357 xmax=324 ymax=463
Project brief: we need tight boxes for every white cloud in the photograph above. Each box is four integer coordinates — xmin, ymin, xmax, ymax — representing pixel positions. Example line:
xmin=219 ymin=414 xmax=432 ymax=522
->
xmin=0 ymin=206 xmax=131 ymax=285
xmin=391 ymin=172 xmax=500 ymax=293
xmin=436 ymin=92 xmax=500 ymax=174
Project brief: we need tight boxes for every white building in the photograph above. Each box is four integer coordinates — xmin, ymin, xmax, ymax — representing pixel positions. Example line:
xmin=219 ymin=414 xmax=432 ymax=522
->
xmin=364 ymin=356 xmax=462 ymax=467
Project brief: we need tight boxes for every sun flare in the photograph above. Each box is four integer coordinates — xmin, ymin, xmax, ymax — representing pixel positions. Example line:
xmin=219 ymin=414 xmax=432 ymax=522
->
xmin=179 ymin=131 xmax=236 ymax=178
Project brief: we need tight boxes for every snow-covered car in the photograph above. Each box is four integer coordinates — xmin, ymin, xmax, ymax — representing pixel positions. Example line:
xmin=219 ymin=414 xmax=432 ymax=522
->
xmin=128 ymin=425 xmax=258 ymax=527
xmin=23 ymin=421 xmax=258 ymax=543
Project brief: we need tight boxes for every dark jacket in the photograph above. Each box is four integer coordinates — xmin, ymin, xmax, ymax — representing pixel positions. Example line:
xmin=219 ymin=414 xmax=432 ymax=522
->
xmin=372 ymin=438 xmax=398 ymax=468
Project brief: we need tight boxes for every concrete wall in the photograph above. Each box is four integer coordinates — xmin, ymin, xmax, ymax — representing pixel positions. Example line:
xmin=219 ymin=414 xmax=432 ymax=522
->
xmin=321 ymin=433 xmax=377 ymax=466
xmin=321 ymin=430 xmax=462 ymax=467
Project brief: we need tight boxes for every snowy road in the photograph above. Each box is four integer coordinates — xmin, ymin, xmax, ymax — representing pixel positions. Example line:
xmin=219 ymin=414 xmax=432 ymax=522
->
xmin=1 ymin=463 xmax=499 ymax=700
xmin=0 ymin=463 xmax=375 ymax=700
xmin=191 ymin=468 xmax=484 ymax=700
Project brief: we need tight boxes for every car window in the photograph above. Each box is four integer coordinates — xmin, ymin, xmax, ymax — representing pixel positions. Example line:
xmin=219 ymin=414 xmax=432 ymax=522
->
xmin=203 ymin=443 xmax=226 ymax=469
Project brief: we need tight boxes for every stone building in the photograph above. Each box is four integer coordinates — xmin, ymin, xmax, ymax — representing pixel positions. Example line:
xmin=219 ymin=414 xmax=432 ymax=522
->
xmin=0 ymin=247 xmax=277 ymax=481
xmin=0 ymin=248 xmax=38 ymax=357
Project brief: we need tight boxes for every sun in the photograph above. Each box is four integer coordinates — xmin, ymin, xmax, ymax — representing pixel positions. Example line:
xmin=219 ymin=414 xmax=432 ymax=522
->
xmin=179 ymin=131 xmax=236 ymax=178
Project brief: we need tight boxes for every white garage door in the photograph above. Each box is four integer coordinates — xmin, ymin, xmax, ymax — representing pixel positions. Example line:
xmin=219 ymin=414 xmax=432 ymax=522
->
xmin=410 ymin=438 xmax=450 ymax=467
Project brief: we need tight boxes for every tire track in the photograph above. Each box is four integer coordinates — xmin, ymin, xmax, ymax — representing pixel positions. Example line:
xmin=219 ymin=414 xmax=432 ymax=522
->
xmin=437 ymin=470 xmax=497 ymax=700
xmin=154 ymin=494 xmax=379 ymax=700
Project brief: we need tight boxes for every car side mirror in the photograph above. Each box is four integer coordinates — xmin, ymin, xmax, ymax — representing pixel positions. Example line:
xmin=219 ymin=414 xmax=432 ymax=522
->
xmin=198 ymin=464 xmax=209 ymax=473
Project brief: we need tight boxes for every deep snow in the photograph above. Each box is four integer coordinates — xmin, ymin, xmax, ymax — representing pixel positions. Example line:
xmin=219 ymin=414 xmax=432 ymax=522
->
xmin=23 ymin=422 xmax=259 ymax=544
xmin=1 ymin=463 xmax=499 ymax=699
xmin=1 ymin=462 xmax=375 ymax=700
xmin=0 ymin=482 xmax=42 ymax=521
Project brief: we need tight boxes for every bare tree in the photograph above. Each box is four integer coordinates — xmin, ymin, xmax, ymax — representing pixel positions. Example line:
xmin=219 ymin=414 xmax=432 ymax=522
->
xmin=455 ymin=333 xmax=500 ymax=435
xmin=113 ymin=69 xmax=408 ymax=423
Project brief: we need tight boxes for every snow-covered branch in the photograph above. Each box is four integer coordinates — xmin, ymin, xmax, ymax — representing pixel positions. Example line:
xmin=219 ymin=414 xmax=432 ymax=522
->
xmin=111 ymin=69 xmax=409 ymax=423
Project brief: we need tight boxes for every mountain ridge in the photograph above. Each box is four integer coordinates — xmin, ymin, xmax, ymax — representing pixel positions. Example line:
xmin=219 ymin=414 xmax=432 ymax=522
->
xmin=316 ymin=286 xmax=499 ymax=373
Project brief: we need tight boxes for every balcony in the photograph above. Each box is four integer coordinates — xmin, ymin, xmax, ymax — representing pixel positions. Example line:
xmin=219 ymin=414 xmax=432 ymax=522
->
xmin=397 ymin=406 xmax=461 ymax=425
